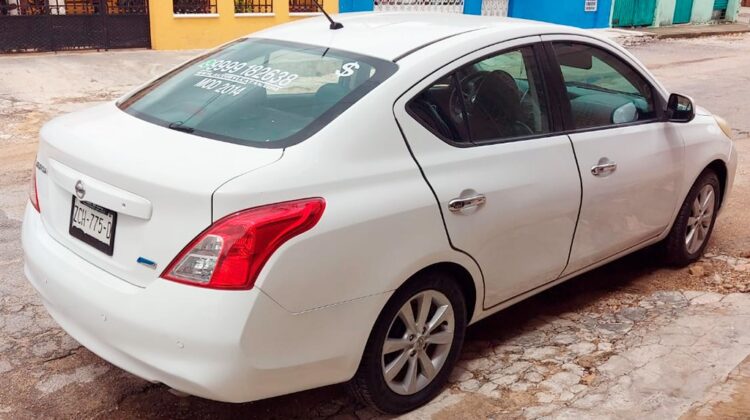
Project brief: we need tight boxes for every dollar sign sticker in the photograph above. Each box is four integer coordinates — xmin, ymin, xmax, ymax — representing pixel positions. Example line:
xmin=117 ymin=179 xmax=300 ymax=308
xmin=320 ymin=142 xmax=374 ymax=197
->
xmin=336 ymin=62 xmax=360 ymax=77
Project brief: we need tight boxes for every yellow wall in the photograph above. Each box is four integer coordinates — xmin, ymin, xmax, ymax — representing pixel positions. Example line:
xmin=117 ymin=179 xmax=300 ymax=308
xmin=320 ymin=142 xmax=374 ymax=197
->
xmin=149 ymin=0 xmax=339 ymax=50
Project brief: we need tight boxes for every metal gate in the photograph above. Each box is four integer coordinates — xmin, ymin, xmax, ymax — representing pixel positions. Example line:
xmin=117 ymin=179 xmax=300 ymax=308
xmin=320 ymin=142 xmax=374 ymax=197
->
xmin=0 ymin=0 xmax=150 ymax=53
xmin=374 ymin=0 xmax=464 ymax=14
xmin=612 ymin=0 xmax=656 ymax=27
xmin=481 ymin=0 xmax=507 ymax=16
xmin=673 ymin=0 xmax=693 ymax=24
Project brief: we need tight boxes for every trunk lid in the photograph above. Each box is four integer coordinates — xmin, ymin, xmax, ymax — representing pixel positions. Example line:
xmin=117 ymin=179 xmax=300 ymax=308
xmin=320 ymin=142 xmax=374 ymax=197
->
xmin=35 ymin=103 xmax=283 ymax=288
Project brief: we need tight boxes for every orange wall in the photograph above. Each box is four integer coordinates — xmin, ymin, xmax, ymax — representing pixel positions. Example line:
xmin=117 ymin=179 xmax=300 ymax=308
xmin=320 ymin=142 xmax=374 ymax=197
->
xmin=148 ymin=0 xmax=338 ymax=50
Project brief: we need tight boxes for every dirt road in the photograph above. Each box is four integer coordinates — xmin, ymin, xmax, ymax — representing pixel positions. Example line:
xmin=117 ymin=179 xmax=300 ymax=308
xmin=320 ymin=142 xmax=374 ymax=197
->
xmin=1 ymin=35 xmax=749 ymax=419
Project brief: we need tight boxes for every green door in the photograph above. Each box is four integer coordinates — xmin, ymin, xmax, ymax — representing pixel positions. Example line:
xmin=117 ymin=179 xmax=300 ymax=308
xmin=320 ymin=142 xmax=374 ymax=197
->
xmin=714 ymin=0 xmax=729 ymax=10
xmin=633 ymin=0 xmax=656 ymax=25
xmin=612 ymin=0 xmax=656 ymax=27
xmin=613 ymin=0 xmax=635 ymax=27
xmin=674 ymin=0 xmax=694 ymax=24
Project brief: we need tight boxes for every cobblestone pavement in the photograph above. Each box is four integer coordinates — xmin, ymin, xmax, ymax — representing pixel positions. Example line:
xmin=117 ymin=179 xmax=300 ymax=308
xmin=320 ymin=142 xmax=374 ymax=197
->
xmin=1 ymin=35 xmax=750 ymax=419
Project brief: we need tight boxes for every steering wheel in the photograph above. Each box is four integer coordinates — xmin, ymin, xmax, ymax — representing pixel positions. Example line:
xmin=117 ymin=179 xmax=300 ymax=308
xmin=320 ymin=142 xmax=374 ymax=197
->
xmin=448 ymin=71 xmax=488 ymax=125
xmin=448 ymin=70 xmax=538 ymax=139
xmin=513 ymin=120 xmax=534 ymax=136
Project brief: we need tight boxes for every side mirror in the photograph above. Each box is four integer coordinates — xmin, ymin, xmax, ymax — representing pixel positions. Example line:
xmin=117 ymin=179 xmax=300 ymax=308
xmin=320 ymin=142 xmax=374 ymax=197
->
xmin=612 ymin=102 xmax=638 ymax=124
xmin=667 ymin=93 xmax=695 ymax=123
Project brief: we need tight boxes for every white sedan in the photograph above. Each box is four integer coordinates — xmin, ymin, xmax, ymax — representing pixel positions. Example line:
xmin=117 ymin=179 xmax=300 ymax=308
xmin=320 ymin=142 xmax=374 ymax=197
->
xmin=23 ymin=12 xmax=736 ymax=413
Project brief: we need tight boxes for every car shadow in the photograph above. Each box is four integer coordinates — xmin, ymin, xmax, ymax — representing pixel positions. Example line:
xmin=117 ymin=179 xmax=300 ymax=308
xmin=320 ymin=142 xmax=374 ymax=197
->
xmin=109 ymin=246 xmax=669 ymax=419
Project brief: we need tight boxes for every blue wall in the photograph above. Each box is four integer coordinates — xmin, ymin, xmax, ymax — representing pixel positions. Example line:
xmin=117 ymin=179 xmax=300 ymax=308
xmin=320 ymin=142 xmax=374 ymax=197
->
xmin=339 ymin=0 xmax=373 ymax=12
xmin=508 ymin=0 xmax=613 ymax=28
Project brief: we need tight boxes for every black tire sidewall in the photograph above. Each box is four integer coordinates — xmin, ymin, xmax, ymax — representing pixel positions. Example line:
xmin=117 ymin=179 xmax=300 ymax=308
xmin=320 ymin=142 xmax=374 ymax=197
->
xmin=352 ymin=271 xmax=467 ymax=414
xmin=665 ymin=171 xmax=721 ymax=266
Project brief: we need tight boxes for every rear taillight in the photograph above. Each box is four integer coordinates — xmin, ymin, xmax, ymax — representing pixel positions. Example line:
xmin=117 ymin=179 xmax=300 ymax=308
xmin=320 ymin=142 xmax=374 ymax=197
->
xmin=29 ymin=162 xmax=40 ymax=213
xmin=161 ymin=198 xmax=325 ymax=290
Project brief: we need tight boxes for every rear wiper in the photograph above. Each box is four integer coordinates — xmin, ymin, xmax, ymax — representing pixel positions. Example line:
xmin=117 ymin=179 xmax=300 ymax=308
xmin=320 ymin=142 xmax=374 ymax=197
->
xmin=168 ymin=122 xmax=195 ymax=133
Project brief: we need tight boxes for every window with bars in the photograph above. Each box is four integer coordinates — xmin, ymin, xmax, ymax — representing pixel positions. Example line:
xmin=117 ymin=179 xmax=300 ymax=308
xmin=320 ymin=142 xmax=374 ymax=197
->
xmin=235 ymin=0 xmax=273 ymax=13
xmin=173 ymin=0 xmax=217 ymax=14
xmin=289 ymin=0 xmax=319 ymax=13
xmin=109 ymin=0 xmax=148 ymax=15
xmin=0 ymin=0 xmax=146 ymax=16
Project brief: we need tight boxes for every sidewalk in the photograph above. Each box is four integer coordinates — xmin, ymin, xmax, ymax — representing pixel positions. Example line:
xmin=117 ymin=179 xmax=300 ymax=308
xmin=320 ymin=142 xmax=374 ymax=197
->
xmin=740 ymin=6 xmax=750 ymax=24
xmin=640 ymin=22 xmax=750 ymax=39
xmin=590 ymin=28 xmax=656 ymax=46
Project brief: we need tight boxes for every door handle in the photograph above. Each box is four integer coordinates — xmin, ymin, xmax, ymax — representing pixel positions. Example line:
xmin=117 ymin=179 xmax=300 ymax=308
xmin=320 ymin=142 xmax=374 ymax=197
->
xmin=591 ymin=159 xmax=617 ymax=177
xmin=448 ymin=194 xmax=486 ymax=213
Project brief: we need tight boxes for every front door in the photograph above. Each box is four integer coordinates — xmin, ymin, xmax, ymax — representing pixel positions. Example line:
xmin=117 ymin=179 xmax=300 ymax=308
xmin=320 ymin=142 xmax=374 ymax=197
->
xmin=543 ymin=36 xmax=684 ymax=274
xmin=395 ymin=39 xmax=581 ymax=308
xmin=673 ymin=0 xmax=694 ymax=24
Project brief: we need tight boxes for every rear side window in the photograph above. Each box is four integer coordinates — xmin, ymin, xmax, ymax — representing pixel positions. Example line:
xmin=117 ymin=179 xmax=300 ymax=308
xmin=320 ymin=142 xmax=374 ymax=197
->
xmin=407 ymin=45 xmax=550 ymax=145
xmin=460 ymin=46 xmax=550 ymax=142
xmin=552 ymin=42 xmax=657 ymax=130
xmin=119 ymin=39 xmax=397 ymax=148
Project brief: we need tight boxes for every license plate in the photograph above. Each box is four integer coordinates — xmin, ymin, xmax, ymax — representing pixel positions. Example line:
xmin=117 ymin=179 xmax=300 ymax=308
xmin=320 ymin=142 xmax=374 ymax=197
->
xmin=69 ymin=196 xmax=118 ymax=256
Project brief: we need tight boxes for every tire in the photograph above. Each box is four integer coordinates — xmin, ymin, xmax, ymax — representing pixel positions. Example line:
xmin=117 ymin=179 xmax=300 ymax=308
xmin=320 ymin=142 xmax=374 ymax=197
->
xmin=663 ymin=170 xmax=721 ymax=266
xmin=349 ymin=270 xmax=467 ymax=414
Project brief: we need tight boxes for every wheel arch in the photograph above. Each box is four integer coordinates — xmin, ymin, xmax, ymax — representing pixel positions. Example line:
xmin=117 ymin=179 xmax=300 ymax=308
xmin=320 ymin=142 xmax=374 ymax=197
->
xmin=705 ymin=159 xmax=728 ymax=209
xmin=397 ymin=261 xmax=479 ymax=324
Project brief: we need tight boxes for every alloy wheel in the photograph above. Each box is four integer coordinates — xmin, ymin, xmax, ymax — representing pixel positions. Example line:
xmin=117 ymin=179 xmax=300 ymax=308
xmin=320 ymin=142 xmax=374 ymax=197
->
xmin=381 ymin=290 xmax=455 ymax=395
xmin=685 ymin=184 xmax=715 ymax=254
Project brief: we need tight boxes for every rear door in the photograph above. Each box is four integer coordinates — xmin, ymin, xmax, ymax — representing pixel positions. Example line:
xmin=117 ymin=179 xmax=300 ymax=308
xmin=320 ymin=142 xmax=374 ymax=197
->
xmin=394 ymin=38 xmax=581 ymax=308
xmin=541 ymin=35 xmax=684 ymax=274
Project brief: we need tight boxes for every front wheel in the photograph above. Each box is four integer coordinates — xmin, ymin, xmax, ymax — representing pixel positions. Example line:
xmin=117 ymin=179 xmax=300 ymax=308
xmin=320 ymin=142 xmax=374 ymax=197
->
xmin=663 ymin=170 xmax=721 ymax=266
xmin=349 ymin=271 xmax=467 ymax=414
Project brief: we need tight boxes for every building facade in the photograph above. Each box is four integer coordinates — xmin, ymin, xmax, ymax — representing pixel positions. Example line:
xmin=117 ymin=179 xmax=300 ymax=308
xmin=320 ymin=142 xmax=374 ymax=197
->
xmin=151 ymin=0 xmax=338 ymax=50
xmin=506 ymin=0 xmax=742 ymax=29
xmin=612 ymin=0 xmax=743 ymax=27
xmin=0 ymin=0 xmax=744 ymax=53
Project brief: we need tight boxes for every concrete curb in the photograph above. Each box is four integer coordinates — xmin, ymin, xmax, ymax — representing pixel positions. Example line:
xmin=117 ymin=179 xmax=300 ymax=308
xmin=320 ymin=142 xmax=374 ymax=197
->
xmin=641 ymin=24 xmax=750 ymax=40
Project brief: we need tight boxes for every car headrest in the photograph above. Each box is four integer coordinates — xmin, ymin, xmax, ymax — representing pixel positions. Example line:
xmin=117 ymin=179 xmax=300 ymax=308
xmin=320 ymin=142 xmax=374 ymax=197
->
xmin=315 ymin=83 xmax=349 ymax=106
xmin=469 ymin=70 xmax=524 ymax=140
xmin=473 ymin=70 xmax=522 ymax=121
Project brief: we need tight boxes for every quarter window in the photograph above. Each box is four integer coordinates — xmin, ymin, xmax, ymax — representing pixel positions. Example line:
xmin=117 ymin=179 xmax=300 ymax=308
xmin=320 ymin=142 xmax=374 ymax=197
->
xmin=552 ymin=42 xmax=657 ymax=130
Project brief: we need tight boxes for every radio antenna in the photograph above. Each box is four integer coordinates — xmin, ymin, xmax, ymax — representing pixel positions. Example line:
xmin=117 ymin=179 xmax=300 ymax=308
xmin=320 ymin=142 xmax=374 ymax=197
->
xmin=310 ymin=0 xmax=343 ymax=30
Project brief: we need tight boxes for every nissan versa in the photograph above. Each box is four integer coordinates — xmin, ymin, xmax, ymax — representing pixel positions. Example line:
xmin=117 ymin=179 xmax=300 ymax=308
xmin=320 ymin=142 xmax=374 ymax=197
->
xmin=22 ymin=13 xmax=736 ymax=414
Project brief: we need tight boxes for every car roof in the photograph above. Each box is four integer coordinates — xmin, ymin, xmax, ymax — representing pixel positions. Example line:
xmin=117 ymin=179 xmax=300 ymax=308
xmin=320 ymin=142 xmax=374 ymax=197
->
xmin=251 ymin=12 xmax=576 ymax=61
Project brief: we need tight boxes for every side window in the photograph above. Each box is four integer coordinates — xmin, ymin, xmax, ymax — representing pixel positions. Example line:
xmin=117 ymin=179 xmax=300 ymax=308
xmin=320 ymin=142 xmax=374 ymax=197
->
xmin=552 ymin=42 xmax=657 ymax=130
xmin=459 ymin=46 xmax=550 ymax=142
xmin=407 ymin=45 xmax=550 ymax=144
xmin=407 ymin=74 xmax=471 ymax=143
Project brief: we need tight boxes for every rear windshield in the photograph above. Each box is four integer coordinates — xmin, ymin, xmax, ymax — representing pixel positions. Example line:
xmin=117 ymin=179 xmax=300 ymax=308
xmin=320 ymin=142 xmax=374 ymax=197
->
xmin=119 ymin=38 xmax=397 ymax=148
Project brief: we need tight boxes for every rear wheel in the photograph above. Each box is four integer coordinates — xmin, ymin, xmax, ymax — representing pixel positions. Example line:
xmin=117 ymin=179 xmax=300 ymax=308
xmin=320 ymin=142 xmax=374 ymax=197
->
xmin=349 ymin=271 xmax=467 ymax=414
xmin=663 ymin=170 xmax=721 ymax=266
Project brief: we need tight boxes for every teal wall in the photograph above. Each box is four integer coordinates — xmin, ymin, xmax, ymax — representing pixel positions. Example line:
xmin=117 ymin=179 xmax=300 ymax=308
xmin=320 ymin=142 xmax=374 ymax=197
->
xmin=691 ymin=0 xmax=715 ymax=22
xmin=725 ymin=0 xmax=741 ymax=21
xmin=655 ymin=0 xmax=677 ymax=25
xmin=508 ymin=0 xmax=614 ymax=29
xmin=627 ymin=0 xmax=740 ymax=26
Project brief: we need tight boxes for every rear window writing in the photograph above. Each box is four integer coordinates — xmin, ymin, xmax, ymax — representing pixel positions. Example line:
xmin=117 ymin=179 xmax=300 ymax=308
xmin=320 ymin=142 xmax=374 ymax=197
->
xmin=118 ymin=39 xmax=397 ymax=148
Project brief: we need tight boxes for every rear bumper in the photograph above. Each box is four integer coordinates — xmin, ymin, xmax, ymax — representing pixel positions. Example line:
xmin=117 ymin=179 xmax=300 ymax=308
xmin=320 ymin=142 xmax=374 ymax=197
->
xmin=22 ymin=204 xmax=388 ymax=402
